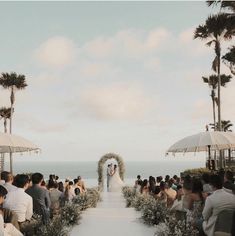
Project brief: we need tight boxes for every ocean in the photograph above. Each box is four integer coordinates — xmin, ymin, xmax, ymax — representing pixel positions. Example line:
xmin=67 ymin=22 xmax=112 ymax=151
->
xmin=5 ymin=160 xmax=205 ymax=187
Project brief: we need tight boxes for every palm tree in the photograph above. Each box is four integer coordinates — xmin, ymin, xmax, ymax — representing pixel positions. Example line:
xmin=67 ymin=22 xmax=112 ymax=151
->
xmin=0 ymin=72 xmax=27 ymax=173
xmin=207 ymin=1 xmax=235 ymax=12
xmin=0 ymin=107 xmax=12 ymax=172
xmin=194 ymin=13 xmax=233 ymax=131
xmin=202 ymin=74 xmax=232 ymax=129
xmin=210 ymin=120 xmax=233 ymax=132
xmin=223 ymin=46 xmax=235 ymax=75
xmin=0 ymin=107 xmax=12 ymax=133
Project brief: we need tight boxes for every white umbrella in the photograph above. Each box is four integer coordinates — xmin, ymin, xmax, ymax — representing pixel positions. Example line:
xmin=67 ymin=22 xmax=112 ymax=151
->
xmin=0 ymin=132 xmax=39 ymax=153
xmin=167 ymin=131 xmax=235 ymax=153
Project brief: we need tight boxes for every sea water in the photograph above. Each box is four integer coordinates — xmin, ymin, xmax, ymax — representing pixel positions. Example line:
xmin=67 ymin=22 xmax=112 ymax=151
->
xmin=5 ymin=160 xmax=204 ymax=187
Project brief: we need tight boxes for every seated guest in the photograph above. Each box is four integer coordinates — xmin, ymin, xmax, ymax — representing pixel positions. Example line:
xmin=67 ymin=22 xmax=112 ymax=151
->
xmin=77 ymin=176 xmax=86 ymax=193
xmin=156 ymin=176 xmax=162 ymax=186
xmin=140 ymin=179 xmax=149 ymax=195
xmin=149 ymin=176 xmax=156 ymax=194
xmin=73 ymin=179 xmax=81 ymax=195
xmin=187 ymin=178 xmax=205 ymax=225
xmin=3 ymin=172 xmax=17 ymax=193
xmin=165 ymin=175 xmax=170 ymax=183
xmin=164 ymin=181 xmax=177 ymax=207
xmin=49 ymin=182 xmax=63 ymax=216
xmin=223 ymin=170 xmax=235 ymax=193
xmin=158 ymin=181 xmax=167 ymax=206
xmin=58 ymin=182 xmax=64 ymax=193
xmin=202 ymin=173 xmax=212 ymax=195
xmin=182 ymin=175 xmax=192 ymax=210
xmin=134 ymin=175 xmax=142 ymax=188
xmin=171 ymin=185 xmax=184 ymax=211
xmin=64 ymin=181 xmax=76 ymax=202
xmin=3 ymin=175 xmax=33 ymax=235
xmin=202 ymin=174 xmax=235 ymax=236
xmin=26 ymin=173 xmax=51 ymax=224
xmin=0 ymin=186 xmax=23 ymax=236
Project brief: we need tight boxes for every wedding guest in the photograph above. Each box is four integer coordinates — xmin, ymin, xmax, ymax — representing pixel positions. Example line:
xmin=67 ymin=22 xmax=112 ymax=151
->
xmin=202 ymin=174 xmax=235 ymax=236
xmin=186 ymin=178 xmax=205 ymax=226
xmin=49 ymin=182 xmax=63 ymax=216
xmin=149 ymin=176 xmax=156 ymax=194
xmin=158 ymin=181 xmax=167 ymax=206
xmin=3 ymin=174 xmax=34 ymax=234
xmin=3 ymin=172 xmax=17 ymax=193
xmin=73 ymin=179 xmax=82 ymax=195
xmin=64 ymin=181 xmax=76 ymax=202
xmin=156 ymin=176 xmax=162 ymax=186
xmin=55 ymin=176 xmax=59 ymax=182
xmin=171 ymin=185 xmax=184 ymax=212
xmin=26 ymin=173 xmax=51 ymax=224
xmin=134 ymin=175 xmax=142 ymax=188
xmin=0 ymin=172 xmax=8 ymax=185
xmin=202 ymin=173 xmax=212 ymax=194
xmin=41 ymin=180 xmax=47 ymax=190
xmin=165 ymin=175 xmax=170 ymax=183
xmin=140 ymin=179 xmax=149 ymax=195
xmin=223 ymin=170 xmax=235 ymax=193
xmin=182 ymin=175 xmax=192 ymax=210
xmin=0 ymin=185 xmax=23 ymax=236
xmin=77 ymin=176 xmax=86 ymax=193
xmin=164 ymin=181 xmax=177 ymax=207
xmin=58 ymin=182 xmax=64 ymax=193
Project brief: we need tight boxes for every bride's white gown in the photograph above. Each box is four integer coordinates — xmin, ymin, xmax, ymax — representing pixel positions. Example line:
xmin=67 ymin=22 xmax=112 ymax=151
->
xmin=109 ymin=170 xmax=124 ymax=192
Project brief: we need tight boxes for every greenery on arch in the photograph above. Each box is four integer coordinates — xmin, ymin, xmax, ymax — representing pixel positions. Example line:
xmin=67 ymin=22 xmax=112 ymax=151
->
xmin=97 ymin=153 xmax=125 ymax=189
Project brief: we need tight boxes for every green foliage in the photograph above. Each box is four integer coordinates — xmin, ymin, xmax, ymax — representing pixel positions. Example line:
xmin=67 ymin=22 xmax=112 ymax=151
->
xmin=182 ymin=168 xmax=211 ymax=176
xmin=73 ymin=188 xmax=101 ymax=210
xmin=122 ymin=186 xmax=136 ymax=207
xmin=155 ymin=215 xmax=199 ymax=236
xmin=36 ymin=188 xmax=100 ymax=236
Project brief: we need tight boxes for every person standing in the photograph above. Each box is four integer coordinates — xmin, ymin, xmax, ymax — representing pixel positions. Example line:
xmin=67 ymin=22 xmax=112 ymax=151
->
xmin=107 ymin=164 xmax=113 ymax=191
xmin=26 ymin=173 xmax=51 ymax=224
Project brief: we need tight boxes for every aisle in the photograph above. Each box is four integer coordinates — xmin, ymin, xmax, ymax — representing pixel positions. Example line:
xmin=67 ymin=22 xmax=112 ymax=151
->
xmin=69 ymin=192 xmax=155 ymax=236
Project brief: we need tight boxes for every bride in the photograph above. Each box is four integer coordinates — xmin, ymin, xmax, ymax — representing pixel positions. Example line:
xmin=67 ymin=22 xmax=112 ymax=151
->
xmin=109 ymin=164 xmax=124 ymax=192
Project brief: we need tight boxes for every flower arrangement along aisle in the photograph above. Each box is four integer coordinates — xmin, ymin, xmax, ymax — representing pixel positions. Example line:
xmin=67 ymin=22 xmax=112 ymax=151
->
xmin=122 ymin=187 xmax=199 ymax=236
xmin=36 ymin=188 xmax=100 ymax=236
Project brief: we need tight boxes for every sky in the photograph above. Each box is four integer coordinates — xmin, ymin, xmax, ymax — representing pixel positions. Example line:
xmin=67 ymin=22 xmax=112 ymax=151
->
xmin=0 ymin=1 xmax=234 ymax=163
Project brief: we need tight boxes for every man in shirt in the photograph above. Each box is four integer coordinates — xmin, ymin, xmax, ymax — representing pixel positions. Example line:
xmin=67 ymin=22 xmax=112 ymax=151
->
xmin=3 ymin=172 xmax=17 ymax=193
xmin=202 ymin=174 xmax=235 ymax=236
xmin=3 ymin=174 xmax=33 ymax=234
xmin=26 ymin=173 xmax=51 ymax=224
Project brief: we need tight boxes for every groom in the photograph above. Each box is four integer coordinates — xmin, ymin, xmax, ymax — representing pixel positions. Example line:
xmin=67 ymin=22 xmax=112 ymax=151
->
xmin=107 ymin=163 xmax=113 ymax=191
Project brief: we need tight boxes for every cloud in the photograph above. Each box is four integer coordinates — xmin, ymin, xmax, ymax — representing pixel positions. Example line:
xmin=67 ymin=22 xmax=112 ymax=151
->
xmin=144 ymin=57 xmax=161 ymax=72
xmin=80 ymin=83 xmax=154 ymax=121
xmin=35 ymin=36 xmax=76 ymax=67
xmin=82 ymin=28 xmax=171 ymax=59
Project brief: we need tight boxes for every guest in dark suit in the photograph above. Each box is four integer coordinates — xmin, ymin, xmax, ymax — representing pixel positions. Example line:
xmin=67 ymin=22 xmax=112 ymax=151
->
xmin=26 ymin=173 xmax=51 ymax=224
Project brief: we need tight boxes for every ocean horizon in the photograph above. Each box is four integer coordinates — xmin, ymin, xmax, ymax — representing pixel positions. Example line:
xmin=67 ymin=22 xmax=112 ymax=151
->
xmin=4 ymin=160 xmax=205 ymax=187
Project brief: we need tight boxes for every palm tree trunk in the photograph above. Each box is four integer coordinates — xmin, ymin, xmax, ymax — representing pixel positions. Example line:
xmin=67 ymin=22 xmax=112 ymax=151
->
xmin=217 ymin=41 xmax=223 ymax=168
xmin=211 ymin=90 xmax=216 ymax=130
xmin=9 ymin=86 xmax=14 ymax=173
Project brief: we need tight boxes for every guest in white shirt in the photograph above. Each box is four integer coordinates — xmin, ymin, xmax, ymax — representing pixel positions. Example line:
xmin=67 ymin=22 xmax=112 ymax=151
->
xmin=3 ymin=175 xmax=33 ymax=234
xmin=3 ymin=172 xmax=17 ymax=193
xmin=0 ymin=185 xmax=23 ymax=236
xmin=202 ymin=174 xmax=235 ymax=236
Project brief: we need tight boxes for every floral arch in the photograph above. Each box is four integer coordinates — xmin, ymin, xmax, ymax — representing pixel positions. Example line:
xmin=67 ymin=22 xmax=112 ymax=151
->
xmin=97 ymin=153 xmax=125 ymax=189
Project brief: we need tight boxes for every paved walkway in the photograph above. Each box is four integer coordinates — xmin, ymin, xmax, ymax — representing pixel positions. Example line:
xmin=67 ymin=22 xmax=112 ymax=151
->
xmin=70 ymin=192 xmax=155 ymax=236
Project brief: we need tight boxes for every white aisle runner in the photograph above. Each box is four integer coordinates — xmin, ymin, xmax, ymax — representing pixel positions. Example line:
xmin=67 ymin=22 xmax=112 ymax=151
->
xmin=70 ymin=192 xmax=155 ymax=236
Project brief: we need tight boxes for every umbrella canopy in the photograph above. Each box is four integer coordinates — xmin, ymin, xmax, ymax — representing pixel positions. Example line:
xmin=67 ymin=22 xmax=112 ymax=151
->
xmin=0 ymin=132 xmax=39 ymax=153
xmin=167 ymin=131 xmax=235 ymax=154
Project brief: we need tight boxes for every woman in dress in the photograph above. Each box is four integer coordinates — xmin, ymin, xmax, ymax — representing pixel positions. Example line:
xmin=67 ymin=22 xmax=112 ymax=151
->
xmin=109 ymin=164 xmax=124 ymax=192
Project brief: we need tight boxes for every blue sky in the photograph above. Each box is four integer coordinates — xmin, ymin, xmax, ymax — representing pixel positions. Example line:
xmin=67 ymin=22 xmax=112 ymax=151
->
xmin=0 ymin=1 xmax=234 ymax=163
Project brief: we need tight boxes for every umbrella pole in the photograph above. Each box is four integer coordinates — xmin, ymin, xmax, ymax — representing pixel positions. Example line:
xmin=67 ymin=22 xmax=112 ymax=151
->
xmin=9 ymin=152 xmax=13 ymax=174
xmin=208 ymin=145 xmax=211 ymax=170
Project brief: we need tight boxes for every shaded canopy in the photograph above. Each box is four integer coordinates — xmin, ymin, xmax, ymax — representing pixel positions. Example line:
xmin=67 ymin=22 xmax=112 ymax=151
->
xmin=167 ymin=131 xmax=235 ymax=154
xmin=0 ymin=132 xmax=39 ymax=153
